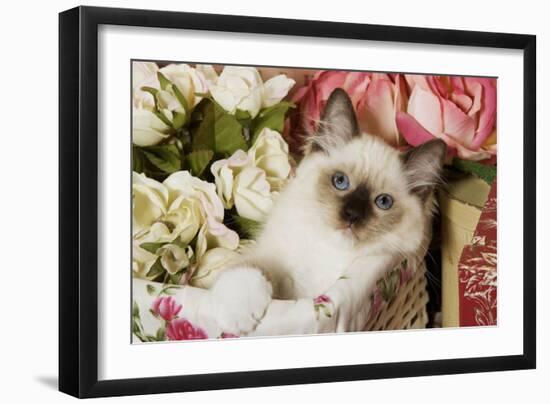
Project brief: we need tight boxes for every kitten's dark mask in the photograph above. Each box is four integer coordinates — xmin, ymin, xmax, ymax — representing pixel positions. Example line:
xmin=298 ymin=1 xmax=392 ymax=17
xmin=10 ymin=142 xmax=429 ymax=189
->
xmin=318 ymin=169 xmax=405 ymax=241
xmin=309 ymin=88 xmax=446 ymax=241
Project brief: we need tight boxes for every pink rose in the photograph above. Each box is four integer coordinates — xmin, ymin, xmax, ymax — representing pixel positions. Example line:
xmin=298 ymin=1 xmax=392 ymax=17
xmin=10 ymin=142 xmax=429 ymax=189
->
xmin=285 ymin=71 xmax=409 ymax=152
xmin=397 ymin=75 xmax=497 ymax=160
xmin=284 ymin=70 xmax=371 ymax=153
xmin=356 ymin=73 xmax=408 ymax=147
xmin=151 ymin=296 xmax=182 ymax=322
xmin=166 ymin=318 xmax=208 ymax=340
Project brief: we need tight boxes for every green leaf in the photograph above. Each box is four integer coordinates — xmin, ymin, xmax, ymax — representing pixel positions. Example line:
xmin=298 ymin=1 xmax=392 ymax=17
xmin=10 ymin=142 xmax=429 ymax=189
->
xmin=452 ymin=158 xmax=497 ymax=184
xmin=146 ymin=284 xmax=157 ymax=296
xmin=140 ymin=86 xmax=159 ymax=96
xmin=191 ymin=100 xmax=248 ymax=155
xmin=250 ymin=102 xmax=294 ymax=145
xmin=160 ymin=285 xmax=180 ymax=296
xmin=156 ymin=327 xmax=166 ymax=341
xmin=139 ymin=241 xmax=167 ymax=254
xmin=191 ymin=99 xmax=216 ymax=151
xmin=169 ymin=270 xmax=185 ymax=285
xmin=235 ymin=109 xmax=251 ymax=121
xmin=171 ymin=84 xmax=190 ymax=116
xmin=153 ymin=110 xmax=173 ymax=127
xmin=186 ymin=149 xmax=214 ymax=177
xmin=233 ymin=215 xmax=262 ymax=239
xmin=132 ymin=146 xmax=145 ymax=173
xmin=157 ymin=71 xmax=171 ymax=91
xmin=214 ymin=103 xmax=248 ymax=155
xmin=172 ymin=111 xmax=187 ymax=130
xmin=132 ymin=301 xmax=140 ymax=319
xmin=235 ymin=109 xmax=252 ymax=128
xmin=141 ymin=144 xmax=181 ymax=173
xmin=132 ymin=321 xmax=145 ymax=342
xmin=146 ymin=257 xmax=165 ymax=279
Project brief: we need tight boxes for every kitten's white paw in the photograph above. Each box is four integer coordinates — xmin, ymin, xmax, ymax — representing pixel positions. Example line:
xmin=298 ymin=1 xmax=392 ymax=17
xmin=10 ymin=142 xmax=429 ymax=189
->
xmin=208 ymin=266 xmax=272 ymax=335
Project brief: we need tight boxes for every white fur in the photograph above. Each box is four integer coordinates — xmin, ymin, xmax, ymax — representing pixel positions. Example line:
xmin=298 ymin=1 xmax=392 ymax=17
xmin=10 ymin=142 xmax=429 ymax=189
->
xmin=209 ymin=134 xmax=435 ymax=334
xmin=207 ymin=266 xmax=273 ymax=335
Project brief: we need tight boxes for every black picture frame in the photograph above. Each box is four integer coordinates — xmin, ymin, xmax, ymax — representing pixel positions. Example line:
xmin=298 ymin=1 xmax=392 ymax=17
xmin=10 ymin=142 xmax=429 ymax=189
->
xmin=59 ymin=5 xmax=536 ymax=398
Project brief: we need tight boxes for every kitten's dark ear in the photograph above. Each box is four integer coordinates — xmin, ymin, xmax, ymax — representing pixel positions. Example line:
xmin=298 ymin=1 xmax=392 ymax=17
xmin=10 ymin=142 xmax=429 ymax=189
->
xmin=308 ymin=88 xmax=359 ymax=154
xmin=402 ymin=139 xmax=447 ymax=199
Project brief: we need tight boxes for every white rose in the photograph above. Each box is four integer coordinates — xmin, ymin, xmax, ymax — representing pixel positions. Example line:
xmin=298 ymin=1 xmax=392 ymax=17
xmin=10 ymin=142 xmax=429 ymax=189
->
xmin=209 ymin=66 xmax=264 ymax=118
xmin=132 ymin=172 xmax=169 ymax=235
xmin=132 ymin=171 xmax=240 ymax=282
xmin=157 ymin=244 xmax=192 ymax=275
xmin=132 ymin=62 xmax=159 ymax=110
xmin=261 ymin=74 xmax=296 ymax=108
xmin=162 ymin=197 xmax=203 ymax=245
xmin=163 ymin=171 xmax=225 ymax=222
xmin=248 ymin=128 xmax=291 ymax=190
xmin=132 ymin=108 xmax=172 ymax=147
xmin=157 ymin=89 xmax=186 ymax=117
xmin=195 ymin=216 xmax=240 ymax=258
xmin=133 ymin=229 xmax=193 ymax=279
xmin=195 ymin=64 xmax=218 ymax=86
xmin=159 ymin=63 xmax=209 ymax=109
xmin=210 ymin=149 xmax=250 ymax=209
xmin=132 ymin=222 xmax=173 ymax=278
xmin=233 ymin=166 xmax=274 ymax=222
xmin=209 ymin=66 xmax=295 ymax=118
xmin=190 ymin=247 xmax=240 ymax=289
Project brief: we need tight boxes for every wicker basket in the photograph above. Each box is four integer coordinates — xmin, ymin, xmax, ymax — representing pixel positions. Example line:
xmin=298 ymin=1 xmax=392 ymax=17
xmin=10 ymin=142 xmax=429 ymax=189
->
xmin=364 ymin=264 xmax=430 ymax=331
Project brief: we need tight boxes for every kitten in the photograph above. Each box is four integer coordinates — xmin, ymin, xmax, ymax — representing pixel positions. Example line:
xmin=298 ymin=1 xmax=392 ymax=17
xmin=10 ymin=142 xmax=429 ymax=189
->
xmin=207 ymin=88 xmax=446 ymax=335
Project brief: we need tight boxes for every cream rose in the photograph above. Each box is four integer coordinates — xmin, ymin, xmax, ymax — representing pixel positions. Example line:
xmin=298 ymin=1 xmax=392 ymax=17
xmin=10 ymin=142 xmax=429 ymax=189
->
xmin=261 ymin=74 xmax=296 ymax=109
xmin=132 ymin=61 xmax=159 ymax=110
xmin=159 ymin=63 xmax=209 ymax=109
xmin=133 ymin=222 xmax=176 ymax=279
xmin=132 ymin=172 xmax=169 ymax=235
xmin=195 ymin=216 xmax=240 ymax=259
xmin=248 ymin=128 xmax=291 ymax=190
xmin=163 ymin=171 xmax=225 ymax=222
xmin=210 ymin=149 xmax=250 ymax=208
xmin=132 ymin=108 xmax=172 ymax=147
xmin=132 ymin=171 xmax=239 ymax=282
xmin=190 ymin=247 xmax=240 ymax=288
xmin=209 ymin=66 xmax=295 ymax=118
xmin=132 ymin=225 xmax=194 ymax=280
xmin=210 ymin=129 xmax=292 ymax=221
xmin=209 ymin=66 xmax=263 ymax=118
xmin=210 ymin=150 xmax=275 ymax=221
xmin=157 ymin=244 xmax=192 ymax=275
xmin=233 ymin=166 xmax=274 ymax=222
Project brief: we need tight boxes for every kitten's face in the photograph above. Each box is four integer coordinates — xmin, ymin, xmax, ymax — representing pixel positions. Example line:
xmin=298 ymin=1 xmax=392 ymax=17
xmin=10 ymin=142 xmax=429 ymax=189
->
xmin=314 ymin=136 xmax=414 ymax=243
xmin=297 ymin=88 xmax=446 ymax=254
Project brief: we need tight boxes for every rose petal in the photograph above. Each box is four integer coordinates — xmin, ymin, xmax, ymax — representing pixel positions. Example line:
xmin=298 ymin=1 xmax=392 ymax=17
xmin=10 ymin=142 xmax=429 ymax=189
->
xmin=396 ymin=111 xmax=438 ymax=146
xmin=441 ymin=98 xmax=476 ymax=145
xmin=358 ymin=78 xmax=400 ymax=145
xmin=262 ymin=74 xmax=296 ymax=108
xmin=407 ymin=87 xmax=444 ymax=136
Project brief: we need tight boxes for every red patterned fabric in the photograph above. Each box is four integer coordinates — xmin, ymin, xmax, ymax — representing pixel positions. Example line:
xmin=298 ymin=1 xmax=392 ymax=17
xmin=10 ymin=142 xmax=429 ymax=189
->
xmin=458 ymin=179 xmax=497 ymax=326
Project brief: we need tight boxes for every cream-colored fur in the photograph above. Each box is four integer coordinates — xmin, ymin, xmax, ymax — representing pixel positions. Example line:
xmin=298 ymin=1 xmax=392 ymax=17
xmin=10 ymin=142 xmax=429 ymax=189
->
xmin=207 ymin=134 xmax=437 ymax=335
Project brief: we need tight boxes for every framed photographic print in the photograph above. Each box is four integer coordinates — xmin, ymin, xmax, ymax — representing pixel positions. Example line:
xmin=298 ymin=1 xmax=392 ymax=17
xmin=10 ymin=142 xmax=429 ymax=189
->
xmin=59 ymin=6 xmax=536 ymax=398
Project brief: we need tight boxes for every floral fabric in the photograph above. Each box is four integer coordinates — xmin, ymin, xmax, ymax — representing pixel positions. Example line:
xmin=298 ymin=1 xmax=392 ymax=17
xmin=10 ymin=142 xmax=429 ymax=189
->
xmin=458 ymin=178 xmax=497 ymax=326
xmin=132 ymin=255 xmax=415 ymax=342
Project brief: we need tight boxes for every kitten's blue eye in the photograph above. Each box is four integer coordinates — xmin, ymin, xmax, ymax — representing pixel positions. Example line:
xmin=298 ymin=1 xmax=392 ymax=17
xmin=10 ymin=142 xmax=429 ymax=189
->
xmin=375 ymin=193 xmax=393 ymax=210
xmin=331 ymin=172 xmax=350 ymax=191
